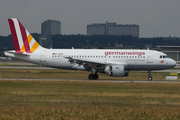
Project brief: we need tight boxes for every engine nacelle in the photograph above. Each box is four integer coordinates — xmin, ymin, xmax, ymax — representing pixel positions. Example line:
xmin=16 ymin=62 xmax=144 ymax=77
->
xmin=105 ymin=65 xmax=129 ymax=77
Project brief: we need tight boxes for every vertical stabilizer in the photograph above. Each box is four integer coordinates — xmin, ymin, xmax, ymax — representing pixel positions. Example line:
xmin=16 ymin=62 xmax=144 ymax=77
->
xmin=8 ymin=18 xmax=43 ymax=53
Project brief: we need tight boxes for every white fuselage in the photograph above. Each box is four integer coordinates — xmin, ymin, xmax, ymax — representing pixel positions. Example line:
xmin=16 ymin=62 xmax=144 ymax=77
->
xmin=5 ymin=48 xmax=176 ymax=71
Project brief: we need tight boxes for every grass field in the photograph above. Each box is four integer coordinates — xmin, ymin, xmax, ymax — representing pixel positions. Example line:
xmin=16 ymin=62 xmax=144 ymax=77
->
xmin=0 ymin=68 xmax=174 ymax=80
xmin=0 ymin=79 xmax=180 ymax=119
xmin=0 ymin=68 xmax=180 ymax=119
xmin=1 ymin=106 xmax=180 ymax=119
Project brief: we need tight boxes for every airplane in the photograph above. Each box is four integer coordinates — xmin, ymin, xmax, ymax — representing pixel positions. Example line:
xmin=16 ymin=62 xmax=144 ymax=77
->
xmin=4 ymin=18 xmax=176 ymax=81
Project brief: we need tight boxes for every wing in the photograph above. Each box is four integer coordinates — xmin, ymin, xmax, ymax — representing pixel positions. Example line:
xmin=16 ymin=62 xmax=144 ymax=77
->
xmin=66 ymin=57 xmax=106 ymax=70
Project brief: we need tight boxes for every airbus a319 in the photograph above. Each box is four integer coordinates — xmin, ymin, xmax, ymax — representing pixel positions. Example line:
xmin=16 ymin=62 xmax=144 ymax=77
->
xmin=4 ymin=18 xmax=176 ymax=81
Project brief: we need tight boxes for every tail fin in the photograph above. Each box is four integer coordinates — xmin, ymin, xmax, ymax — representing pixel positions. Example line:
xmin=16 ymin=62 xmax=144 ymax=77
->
xmin=8 ymin=18 xmax=42 ymax=53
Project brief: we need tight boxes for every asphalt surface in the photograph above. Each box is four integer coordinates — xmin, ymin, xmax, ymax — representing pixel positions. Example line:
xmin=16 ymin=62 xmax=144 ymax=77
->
xmin=0 ymin=66 xmax=180 ymax=73
xmin=0 ymin=66 xmax=54 ymax=69
xmin=0 ymin=78 xmax=180 ymax=83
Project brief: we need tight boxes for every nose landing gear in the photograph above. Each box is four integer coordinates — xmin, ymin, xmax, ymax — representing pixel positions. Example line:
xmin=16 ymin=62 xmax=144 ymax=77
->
xmin=148 ymin=70 xmax=153 ymax=81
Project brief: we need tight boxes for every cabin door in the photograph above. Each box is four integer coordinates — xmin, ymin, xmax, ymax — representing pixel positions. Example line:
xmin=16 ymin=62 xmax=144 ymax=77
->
xmin=40 ymin=51 xmax=46 ymax=62
xmin=147 ymin=52 xmax=153 ymax=63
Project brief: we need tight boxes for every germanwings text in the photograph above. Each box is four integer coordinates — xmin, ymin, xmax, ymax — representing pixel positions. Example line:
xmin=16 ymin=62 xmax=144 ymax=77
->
xmin=105 ymin=51 xmax=145 ymax=56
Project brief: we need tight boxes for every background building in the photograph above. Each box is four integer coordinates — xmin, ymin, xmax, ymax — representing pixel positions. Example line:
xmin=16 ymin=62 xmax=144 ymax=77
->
xmin=87 ymin=21 xmax=139 ymax=37
xmin=41 ymin=20 xmax=61 ymax=35
xmin=40 ymin=19 xmax=61 ymax=48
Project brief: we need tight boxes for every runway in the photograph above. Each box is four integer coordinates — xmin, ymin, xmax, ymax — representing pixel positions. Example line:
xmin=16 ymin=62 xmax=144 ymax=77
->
xmin=0 ymin=66 xmax=180 ymax=73
xmin=0 ymin=78 xmax=180 ymax=83
xmin=0 ymin=66 xmax=54 ymax=69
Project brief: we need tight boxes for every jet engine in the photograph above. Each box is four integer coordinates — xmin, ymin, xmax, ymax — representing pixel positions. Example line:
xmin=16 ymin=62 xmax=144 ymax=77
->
xmin=104 ymin=65 xmax=129 ymax=77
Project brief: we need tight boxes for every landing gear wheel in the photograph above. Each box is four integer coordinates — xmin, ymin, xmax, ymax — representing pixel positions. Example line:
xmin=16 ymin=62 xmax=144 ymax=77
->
xmin=93 ymin=74 xmax=99 ymax=80
xmin=88 ymin=74 xmax=99 ymax=80
xmin=88 ymin=74 xmax=94 ymax=80
xmin=148 ymin=76 xmax=152 ymax=81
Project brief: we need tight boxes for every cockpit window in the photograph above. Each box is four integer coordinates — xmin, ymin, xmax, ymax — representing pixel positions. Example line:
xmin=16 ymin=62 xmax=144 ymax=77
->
xmin=160 ymin=55 xmax=169 ymax=59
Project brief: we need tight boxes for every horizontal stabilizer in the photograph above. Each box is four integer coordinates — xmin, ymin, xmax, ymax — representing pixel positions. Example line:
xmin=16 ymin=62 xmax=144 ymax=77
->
xmin=4 ymin=50 xmax=30 ymax=58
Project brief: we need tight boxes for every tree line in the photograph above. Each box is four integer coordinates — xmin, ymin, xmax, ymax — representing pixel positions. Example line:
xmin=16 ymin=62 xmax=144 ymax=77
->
xmin=0 ymin=34 xmax=180 ymax=55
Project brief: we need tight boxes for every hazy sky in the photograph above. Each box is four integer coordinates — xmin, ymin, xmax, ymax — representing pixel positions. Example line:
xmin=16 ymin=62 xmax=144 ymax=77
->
xmin=0 ymin=0 xmax=180 ymax=37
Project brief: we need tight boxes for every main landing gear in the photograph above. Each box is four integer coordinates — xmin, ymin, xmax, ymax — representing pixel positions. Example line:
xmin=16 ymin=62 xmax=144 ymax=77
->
xmin=88 ymin=68 xmax=99 ymax=80
xmin=88 ymin=73 xmax=99 ymax=80
xmin=148 ymin=70 xmax=153 ymax=81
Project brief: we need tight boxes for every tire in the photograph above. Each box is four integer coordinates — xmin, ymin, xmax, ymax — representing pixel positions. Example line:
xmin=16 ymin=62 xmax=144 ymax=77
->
xmin=88 ymin=74 xmax=94 ymax=80
xmin=148 ymin=76 xmax=152 ymax=81
xmin=93 ymin=74 xmax=99 ymax=80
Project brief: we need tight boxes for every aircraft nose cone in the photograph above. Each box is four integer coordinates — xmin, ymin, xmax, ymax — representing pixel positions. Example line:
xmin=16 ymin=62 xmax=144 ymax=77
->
xmin=170 ymin=59 xmax=176 ymax=68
